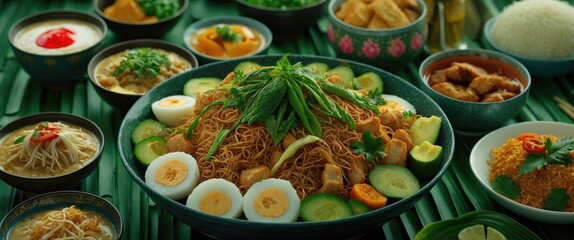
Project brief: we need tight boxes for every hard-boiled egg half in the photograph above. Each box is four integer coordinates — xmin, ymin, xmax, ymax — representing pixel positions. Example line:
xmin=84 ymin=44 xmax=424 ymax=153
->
xmin=377 ymin=94 xmax=416 ymax=115
xmin=145 ymin=152 xmax=200 ymax=200
xmin=151 ymin=95 xmax=196 ymax=127
xmin=186 ymin=178 xmax=243 ymax=219
xmin=243 ymin=178 xmax=300 ymax=223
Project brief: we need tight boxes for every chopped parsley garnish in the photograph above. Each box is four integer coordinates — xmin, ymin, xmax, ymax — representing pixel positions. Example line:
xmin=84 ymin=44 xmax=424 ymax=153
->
xmin=114 ymin=47 xmax=170 ymax=78
xmin=137 ymin=0 xmax=180 ymax=19
xmin=402 ymin=110 xmax=415 ymax=118
xmin=519 ymin=137 xmax=574 ymax=176
xmin=367 ymin=89 xmax=385 ymax=105
xmin=351 ymin=131 xmax=385 ymax=164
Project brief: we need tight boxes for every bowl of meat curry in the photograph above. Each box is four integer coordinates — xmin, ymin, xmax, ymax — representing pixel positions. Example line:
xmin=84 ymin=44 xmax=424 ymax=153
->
xmin=418 ymin=49 xmax=531 ymax=135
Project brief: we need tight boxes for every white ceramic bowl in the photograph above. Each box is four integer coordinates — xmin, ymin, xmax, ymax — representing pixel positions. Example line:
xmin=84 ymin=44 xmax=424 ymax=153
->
xmin=469 ymin=121 xmax=574 ymax=224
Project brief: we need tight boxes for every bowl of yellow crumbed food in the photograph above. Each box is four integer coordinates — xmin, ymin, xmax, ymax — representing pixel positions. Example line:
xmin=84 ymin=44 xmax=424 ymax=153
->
xmin=470 ymin=121 xmax=574 ymax=224
xmin=93 ymin=0 xmax=189 ymax=39
xmin=483 ymin=0 xmax=574 ymax=77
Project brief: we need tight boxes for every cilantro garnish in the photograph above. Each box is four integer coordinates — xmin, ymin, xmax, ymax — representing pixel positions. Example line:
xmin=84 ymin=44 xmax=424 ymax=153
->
xmin=114 ymin=48 xmax=170 ymax=78
xmin=216 ymin=25 xmax=244 ymax=43
xmin=351 ymin=131 xmax=385 ymax=164
xmin=367 ymin=89 xmax=386 ymax=105
xmin=402 ymin=110 xmax=415 ymax=118
xmin=519 ymin=137 xmax=574 ymax=176
xmin=491 ymin=175 xmax=521 ymax=199
xmin=137 ymin=0 xmax=180 ymax=19
xmin=544 ymin=188 xmax=569 ymax=211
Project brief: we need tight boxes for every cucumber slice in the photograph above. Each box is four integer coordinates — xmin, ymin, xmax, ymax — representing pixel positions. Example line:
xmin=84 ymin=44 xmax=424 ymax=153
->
xmin=326 ymin=65 xmax=354 ymax=88
xmin=348 ymin=199 xmax=371 ymax=215
xmin=131 ymin=119 xmax=165 ymax=144
xmin=305 ymin=62 xmax=330 ymax=75
xmin=353 ymin=72 xmax=383 ymax=94
xmin=234 ymin=61 xmax=261 ymax=74
xmin=409 ymin=116 xmax=441 ymax=146
xmin=183 ymin=77 xmax=221 ymax=97
xmin=299 ymin=192 xmax=353 ymax=222
xmin=369 ymin=164 xmax=420 ymax=199
xmin=408 ymin=141 xmax=443 ymax=180
xmin=134 ymin=136 xmax=168 ymax=166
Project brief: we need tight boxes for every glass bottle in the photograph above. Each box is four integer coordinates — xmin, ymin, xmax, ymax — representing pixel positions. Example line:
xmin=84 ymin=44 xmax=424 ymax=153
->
xmin=424 ymin=0 xmax=467 ymax=53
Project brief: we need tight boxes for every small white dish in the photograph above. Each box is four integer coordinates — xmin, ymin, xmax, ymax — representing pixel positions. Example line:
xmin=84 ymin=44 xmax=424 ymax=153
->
xmin=469 ymin=121 xmax=574 ymax=224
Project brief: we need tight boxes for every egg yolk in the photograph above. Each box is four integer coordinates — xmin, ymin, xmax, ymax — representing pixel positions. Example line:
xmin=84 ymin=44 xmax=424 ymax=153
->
xmin=159 ymin=98 xmax=188 ymax=108
xmin=36 ymin=28 xmax=75 ymax=49
xmin=154 ymin=159 xmax=188 ymax=186
xmin=378 ymin=100 xmax=403 ymax=113
xmin=199 ymin=191 xmax=232 ymax=216
xmin=253 ymin=188 xmax=289 ymax=218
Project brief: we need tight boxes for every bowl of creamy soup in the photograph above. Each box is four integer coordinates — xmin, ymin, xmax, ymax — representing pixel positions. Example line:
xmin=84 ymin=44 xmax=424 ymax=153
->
xmin=0 ymin=191 xmax=123 ymax=240
xmin=8 ymin=10 xmax=107 ymax=88
xmin=88 ymin=39 xmax=198 ymax=112
xmin=0 ymin=112 xmax=105 ymax=194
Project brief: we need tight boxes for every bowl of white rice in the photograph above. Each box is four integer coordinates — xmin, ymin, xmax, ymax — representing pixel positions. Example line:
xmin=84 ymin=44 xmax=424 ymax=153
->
xmin=484 ymin=0 xmax=574 ymax=78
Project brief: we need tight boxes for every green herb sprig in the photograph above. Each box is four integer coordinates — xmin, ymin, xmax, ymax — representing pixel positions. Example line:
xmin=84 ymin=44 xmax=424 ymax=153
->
xmin=137 ymin=0 xmax=180 ymax=19
xmin=351 ymin=131 xmax=385 ymax=164
xmin=215 ymin=25 xmax=244 ymax=43
xmin=114 ymin=47 xmax=170 ymax=78
xmin=519 ymin=137 xmax=574 ymax=176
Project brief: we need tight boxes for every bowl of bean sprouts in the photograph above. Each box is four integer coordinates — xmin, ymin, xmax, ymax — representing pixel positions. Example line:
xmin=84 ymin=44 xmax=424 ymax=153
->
xmin=0 ymin=112 xmax=104 ymax=194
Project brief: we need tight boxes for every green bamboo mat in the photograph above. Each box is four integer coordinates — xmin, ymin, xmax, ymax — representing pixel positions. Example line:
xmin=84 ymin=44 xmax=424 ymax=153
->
xmin=0 ymin=0 xmax=573 ymax=239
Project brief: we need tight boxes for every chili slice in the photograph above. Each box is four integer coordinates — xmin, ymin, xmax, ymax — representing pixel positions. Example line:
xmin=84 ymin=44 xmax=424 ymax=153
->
xmin=31 ymin=122 xmax=60 ymax=143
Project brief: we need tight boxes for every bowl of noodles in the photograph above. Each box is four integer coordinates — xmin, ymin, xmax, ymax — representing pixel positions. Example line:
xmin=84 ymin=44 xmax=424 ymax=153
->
xmin=470 ymin=121 xmax=574 ymax=224
xmin=0 ymin=113 xmax=104 ymax=194
xmin=118 ymin=54 xmax=455 ymax=239
xmin=0 ymin=190 xmax=122 ymax=239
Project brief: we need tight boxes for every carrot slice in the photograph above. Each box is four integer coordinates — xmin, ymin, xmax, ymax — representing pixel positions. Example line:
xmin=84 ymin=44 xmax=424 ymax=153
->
xmin=349 ymin=183 xmax=387 ymax=210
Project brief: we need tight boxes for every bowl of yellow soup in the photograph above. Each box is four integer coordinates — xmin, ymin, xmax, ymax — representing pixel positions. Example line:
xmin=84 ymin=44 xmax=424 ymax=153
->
xmin=0 ymin=113 xmax=105 ymax=194
xmin=87 ymin=39 xmax=198 ymax=112
xmin=93 ymin=0 xmax=188 ymax=39
xmin=8 ymin=10 xmax=107 ymax=88
xmin=183 ymin=16 xmax=272 ymax=64
xmin=0 ymin=190 xmax=123 ymax=239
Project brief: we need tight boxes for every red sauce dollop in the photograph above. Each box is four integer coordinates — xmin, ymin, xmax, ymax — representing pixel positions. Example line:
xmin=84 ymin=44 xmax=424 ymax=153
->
xmin=36 ymin=28 xmax=75 ymax=49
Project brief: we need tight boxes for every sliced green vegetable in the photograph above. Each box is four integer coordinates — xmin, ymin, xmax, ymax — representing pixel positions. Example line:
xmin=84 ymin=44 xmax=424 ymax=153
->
xmin=134 ymin=136 xmax=167 ymax=166
xmin=271 ymin=135 xmax=321 ymax=175
xmin=114 ymin=47 xmax=170 ymax=78
xmin=234 ymin=61 xmax=261 ymax=75
xmin=131 ymin=119 xmax=166 ymax=144
xmin=408 ymin=141 xmax=443 ymax=180
xmin=414 ymin=210 xmax=541 ymax=240
xmin=183 ymin=77 xmax=221 ymax=98
xmin=305 ymin=62 xmax=330 ymax=75
xmin=409 ymin=116 xmax=441 ymax=146
xmin=326 ymin=65 xmax=354 ymax=88
xmin=369 ymin=164 xmax=420 ymax=199
xmin=299 ymin=192 xmax=353 ymax=222
xmin=348 ymin=199 xmax=371 ymax=215
xmin=353 ymin=72 xmax=383 ymax=93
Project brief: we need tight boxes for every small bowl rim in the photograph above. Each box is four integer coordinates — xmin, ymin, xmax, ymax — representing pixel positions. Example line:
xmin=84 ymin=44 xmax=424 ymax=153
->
xmin=469 ymin=121 xmax=574 ymax=224
xmin=484 ymin=16 xmax=574 ymax=62
xmin=7 ymin=9 xmax=108 ymax=57
xmin=0 ymin=112 xmax=105 ymax=180
xmin=418 ymin=48 xmax=531 ymax=105
xmin=236 ymin=0 xmax=327 ymax=11
xmin=327 ymin=0 xmax=428 ymax=33
xmin=0 ymin=190 xmax=123 ymax=239
xmin=87 ymin=38 xmax=199 ymax=97
xmin=182 ymin=16 xmax=273 ymax=61
xmin=92 ymin=0 xmax=189 ymax=25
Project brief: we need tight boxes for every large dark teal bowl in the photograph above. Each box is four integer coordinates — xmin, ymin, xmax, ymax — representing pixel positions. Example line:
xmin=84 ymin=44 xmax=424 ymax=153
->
xmin=8 ymin=10 xmax=107 ymax=88
xmin=0 ymin=191 xmax=123 ymax=239
xmin=118 ymin=55 xmax=455 ymax=240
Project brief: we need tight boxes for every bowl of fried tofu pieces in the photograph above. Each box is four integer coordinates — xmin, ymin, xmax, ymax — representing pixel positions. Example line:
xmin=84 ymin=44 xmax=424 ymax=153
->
xmin=327 ymin=0 xmax=427 ymax=72
xmin=418 ymin=49 xmax=531 ymax=135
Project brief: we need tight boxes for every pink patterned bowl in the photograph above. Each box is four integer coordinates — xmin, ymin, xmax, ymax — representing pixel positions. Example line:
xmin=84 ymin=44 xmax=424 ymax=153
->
xmin=327 ymin=0 xmax=427 ymax=72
